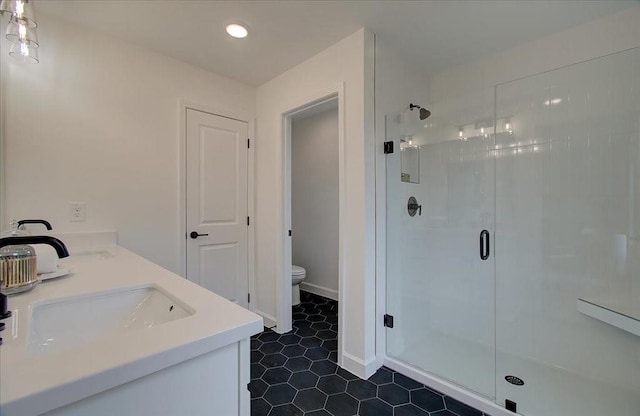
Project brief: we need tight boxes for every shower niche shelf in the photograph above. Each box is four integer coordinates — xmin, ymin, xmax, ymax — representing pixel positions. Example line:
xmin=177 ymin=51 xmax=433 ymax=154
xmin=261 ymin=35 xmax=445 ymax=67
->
xmin=577 ymin=296 xmax=640 ymax=337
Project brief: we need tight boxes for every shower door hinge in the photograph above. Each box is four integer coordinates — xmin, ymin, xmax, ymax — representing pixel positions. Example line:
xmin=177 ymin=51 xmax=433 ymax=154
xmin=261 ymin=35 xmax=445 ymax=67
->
xmin=384 ymin=141 xmax=394 ymax=154
xmin=383 ymin=314 xmax=394 ymax=328
xmin=248 ymin=138 xmax=250 ymax=148
xmin=247 ymin=216 xmax=250 ymax=226
xmin=248 ymin=293 xmax=250 ymax=303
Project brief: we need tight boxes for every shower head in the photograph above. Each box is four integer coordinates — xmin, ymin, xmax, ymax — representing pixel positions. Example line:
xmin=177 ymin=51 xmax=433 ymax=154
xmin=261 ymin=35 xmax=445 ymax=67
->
xmin=409 ymin=103 xmax=431 ymax=120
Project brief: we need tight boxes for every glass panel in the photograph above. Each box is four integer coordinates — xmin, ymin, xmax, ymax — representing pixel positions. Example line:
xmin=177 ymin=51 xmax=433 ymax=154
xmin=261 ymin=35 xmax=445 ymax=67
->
xmin=495 ymin=47 xmax=640 ymax=415
xmin=386 ymin=90 xmax=496 ymax=398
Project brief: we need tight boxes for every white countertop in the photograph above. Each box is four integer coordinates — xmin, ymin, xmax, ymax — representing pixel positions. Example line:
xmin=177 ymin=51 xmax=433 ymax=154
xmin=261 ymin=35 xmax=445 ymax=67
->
xmin=0 ymin=243 xmax=263 ymax=416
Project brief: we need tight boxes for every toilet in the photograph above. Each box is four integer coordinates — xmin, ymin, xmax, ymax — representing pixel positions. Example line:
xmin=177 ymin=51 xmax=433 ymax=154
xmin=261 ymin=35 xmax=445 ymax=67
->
xmin=291 ymin=265 xmax=306 ymax=305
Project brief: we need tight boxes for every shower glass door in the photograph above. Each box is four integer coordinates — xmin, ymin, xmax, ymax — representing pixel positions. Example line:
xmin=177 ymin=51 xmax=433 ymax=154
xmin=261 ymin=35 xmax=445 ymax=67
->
xmin=385 ymin=47 xmax=640 ymax=416
xmin=494 ymin=47 xmax=640 ymax=416
xmin=385 ymin=91 xmax=496 ymax=398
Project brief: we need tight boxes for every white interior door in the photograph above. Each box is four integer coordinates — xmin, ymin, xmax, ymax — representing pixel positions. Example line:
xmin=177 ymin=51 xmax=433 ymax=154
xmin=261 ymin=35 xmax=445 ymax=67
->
xmin=186 ymin=108 xmax=248 ymax=307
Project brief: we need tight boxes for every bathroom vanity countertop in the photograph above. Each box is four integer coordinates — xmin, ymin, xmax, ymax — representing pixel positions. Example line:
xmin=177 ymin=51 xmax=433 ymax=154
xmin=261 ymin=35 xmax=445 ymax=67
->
xmin=0 ymin=245 xmax=263 ymax=416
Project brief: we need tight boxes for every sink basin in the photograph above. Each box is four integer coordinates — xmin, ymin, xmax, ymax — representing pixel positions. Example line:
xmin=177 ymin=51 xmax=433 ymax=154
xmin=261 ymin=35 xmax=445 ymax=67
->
xmin=29 ymin=285 xmax=193 ymax=355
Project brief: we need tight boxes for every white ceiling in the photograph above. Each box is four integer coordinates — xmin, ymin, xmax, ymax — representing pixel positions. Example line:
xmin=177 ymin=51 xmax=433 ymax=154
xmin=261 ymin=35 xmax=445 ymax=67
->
xmin=36 ymin=0 xmax=636 ymax=86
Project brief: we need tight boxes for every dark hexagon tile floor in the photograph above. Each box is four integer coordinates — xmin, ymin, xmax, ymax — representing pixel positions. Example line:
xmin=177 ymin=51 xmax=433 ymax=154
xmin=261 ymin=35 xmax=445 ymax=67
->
xmin=250 ymin=291 xmax=490 ymax=416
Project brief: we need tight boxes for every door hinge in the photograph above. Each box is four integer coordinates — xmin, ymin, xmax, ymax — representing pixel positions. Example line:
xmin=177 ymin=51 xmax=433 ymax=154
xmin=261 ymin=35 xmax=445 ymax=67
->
xmin=383 ymin=314 xmax=394 ymax=328
xmin=248 ymin=138 xmax=250 ymax=148
xmin=247 ymin=216 xmax=250 ymax=226
xmin=248 ymin=293 xmax=250 ymax=303
xmin=383 ymin=141 xmax=394 ymax=154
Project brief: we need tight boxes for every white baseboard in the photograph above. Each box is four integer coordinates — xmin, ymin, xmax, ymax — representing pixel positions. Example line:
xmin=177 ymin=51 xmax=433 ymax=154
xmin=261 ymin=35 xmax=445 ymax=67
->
xmin=341 ymin=352 xmax=379 ymax=380
xmin=299 ymin=282 xmax=338 ymax=301
xmin=384 ymin=356 xmax=513 ymax=416
xmin=254 ymin=309 xmax=277 ymax=331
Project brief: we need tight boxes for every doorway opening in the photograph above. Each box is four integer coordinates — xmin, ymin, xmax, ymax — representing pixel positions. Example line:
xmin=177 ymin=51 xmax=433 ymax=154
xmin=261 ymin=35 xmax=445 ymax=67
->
xmin=290 ymin=99 xmax=339 ymax=304
xmin=280 ymin=87 xmax=345 ymax=367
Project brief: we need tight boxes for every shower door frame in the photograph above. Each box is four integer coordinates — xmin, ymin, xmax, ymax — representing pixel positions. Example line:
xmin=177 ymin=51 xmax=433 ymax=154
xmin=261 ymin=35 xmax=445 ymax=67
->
xmin=380 ymin=46 xmax=640 ymax=416
xmin=380 ymin=108 xmax=506 ymax=416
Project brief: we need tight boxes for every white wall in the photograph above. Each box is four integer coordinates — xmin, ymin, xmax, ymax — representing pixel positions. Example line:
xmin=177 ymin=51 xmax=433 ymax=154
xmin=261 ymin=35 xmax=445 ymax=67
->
xmin=292 ymin=105 xmax=339 ymax=299
xmin=2 ymin=15 xmax=379 ymax=379
xmin=429 ymin=5 xmax=640 ymax=103
xmin=0 ymin=13 xmax=255 ymax=273
xmin=255 ymin=29 xmax=376 ymax=377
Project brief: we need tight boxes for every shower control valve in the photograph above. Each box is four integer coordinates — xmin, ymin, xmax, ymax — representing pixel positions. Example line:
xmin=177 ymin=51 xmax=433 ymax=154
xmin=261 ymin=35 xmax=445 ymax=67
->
xmin=407 ymin=196 xmax=422 ymax=217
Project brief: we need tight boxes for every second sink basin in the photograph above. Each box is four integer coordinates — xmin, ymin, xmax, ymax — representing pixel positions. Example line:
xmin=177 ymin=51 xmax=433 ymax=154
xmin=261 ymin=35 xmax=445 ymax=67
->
xmin=29 ymin=285 xmax=193 ymax=355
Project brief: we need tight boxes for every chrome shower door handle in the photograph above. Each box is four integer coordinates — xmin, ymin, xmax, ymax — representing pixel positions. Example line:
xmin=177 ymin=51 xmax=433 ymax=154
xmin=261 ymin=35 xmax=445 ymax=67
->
xmin=480 ymin=230 xmax=490 ymax=260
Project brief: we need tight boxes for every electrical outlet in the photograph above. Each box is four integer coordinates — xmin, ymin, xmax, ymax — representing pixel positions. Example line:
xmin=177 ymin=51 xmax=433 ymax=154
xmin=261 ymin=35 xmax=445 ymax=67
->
xmin=69 ymin=202 xmax=86 ymax=222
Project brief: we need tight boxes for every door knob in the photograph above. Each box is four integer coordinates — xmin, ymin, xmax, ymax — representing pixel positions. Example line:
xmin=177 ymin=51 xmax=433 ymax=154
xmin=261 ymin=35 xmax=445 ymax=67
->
xmin=190 ymin=231 xmax=209 ymax=239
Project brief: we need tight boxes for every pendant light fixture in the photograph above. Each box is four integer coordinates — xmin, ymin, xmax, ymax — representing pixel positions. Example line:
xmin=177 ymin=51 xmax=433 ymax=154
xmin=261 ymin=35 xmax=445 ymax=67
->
xmin=0 ymin=0 xmax=39 ymax=63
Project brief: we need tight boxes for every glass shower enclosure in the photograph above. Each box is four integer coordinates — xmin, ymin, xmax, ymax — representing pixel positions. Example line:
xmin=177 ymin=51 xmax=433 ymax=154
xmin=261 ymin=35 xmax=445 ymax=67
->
xmin=385 ymin=47 xmax=640 ymax=416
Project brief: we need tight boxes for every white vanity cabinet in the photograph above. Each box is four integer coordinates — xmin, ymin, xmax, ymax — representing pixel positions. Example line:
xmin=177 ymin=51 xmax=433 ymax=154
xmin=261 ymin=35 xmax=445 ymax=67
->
xmin=42 ymin=340 xmax=251 ymax=416
xmin=0 ymin=238 xmax=262 ymax=416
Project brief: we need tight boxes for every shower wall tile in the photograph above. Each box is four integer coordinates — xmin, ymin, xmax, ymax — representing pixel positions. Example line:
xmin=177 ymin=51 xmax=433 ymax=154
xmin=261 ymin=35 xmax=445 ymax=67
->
xmin=495 ymin=48 xmax=640 ymax=415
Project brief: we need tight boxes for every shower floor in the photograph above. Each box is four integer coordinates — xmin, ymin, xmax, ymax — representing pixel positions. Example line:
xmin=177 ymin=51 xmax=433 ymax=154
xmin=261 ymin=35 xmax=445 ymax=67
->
xmin=250 ymin=291 xmax=490 ymax=416
xmin=496 ymin=352 xmax=640 ymax=416
xmin=395 ymin=332 xmax=640 ymax=416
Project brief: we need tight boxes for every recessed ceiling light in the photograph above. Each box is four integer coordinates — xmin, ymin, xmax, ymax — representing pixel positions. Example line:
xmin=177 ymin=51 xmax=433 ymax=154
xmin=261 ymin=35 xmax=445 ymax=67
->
xmin=226 ymin=23 xmax=248 ymax=39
